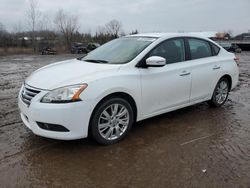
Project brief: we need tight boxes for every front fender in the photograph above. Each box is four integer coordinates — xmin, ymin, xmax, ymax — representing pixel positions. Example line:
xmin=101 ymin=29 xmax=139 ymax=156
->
xmin=79 ymin=72 xmax=142 ymax=122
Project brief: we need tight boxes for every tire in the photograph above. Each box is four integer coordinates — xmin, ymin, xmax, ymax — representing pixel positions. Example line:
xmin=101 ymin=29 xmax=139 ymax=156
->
xmin=209 ymin=78 xmax=230 ymax=107
xmin=90 ymin=97 xmax=134 ymax=145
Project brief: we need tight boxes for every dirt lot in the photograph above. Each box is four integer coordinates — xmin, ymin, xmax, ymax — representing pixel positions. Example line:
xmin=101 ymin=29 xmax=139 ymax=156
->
xmin=0 ymin=53 xmax=250 ymax=187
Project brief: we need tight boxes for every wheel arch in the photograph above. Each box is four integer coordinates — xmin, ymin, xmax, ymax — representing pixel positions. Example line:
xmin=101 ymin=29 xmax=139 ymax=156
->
xmin=220 ymin=74 xmax=232 ymax=91
xmin=88 ymin=92 xmax=138 ymax=134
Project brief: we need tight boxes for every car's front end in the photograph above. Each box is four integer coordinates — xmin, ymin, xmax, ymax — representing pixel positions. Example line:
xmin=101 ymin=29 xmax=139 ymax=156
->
xmin=18 ymin=83 xmax=93 ymax=140
xmin=17 ymin=53 xmax=127 ymax=140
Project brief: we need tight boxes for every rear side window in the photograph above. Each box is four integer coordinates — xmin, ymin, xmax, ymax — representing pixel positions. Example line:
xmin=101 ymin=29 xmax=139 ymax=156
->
xmin=211 ymin=43 xmax=220 ymax=55
xmin=188 ymin=38 xmax=212 ymax=60
xmin=149 ymin=38 xmax=185 ymax=64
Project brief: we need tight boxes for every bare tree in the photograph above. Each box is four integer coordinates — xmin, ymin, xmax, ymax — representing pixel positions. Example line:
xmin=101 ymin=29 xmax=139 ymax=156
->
xmin=0 ymin=22 xmax=4 ymax=31
xmin=0 ymin=22 xmax=6 ymax=40
xmin=38 ymin=14 xmax=51 ymax=31
xmin=54 ymin=9 xmax=79 ymax=50
xmin=105 ymin=19 xmax=122 ymax=38
xmin=0 ymin=22 xmax=9 ymax=48
xmin=96 ymin=25 xmax=107 ymax=36
xmin=12 ymin=21 xmax=24 ymax=33
xmin=26 ymin=0 xmax=40 ymax=51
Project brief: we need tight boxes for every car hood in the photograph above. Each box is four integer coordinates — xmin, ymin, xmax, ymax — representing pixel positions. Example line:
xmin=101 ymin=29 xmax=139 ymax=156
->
xmin=25 ymin=59 xmax=121 ymax=90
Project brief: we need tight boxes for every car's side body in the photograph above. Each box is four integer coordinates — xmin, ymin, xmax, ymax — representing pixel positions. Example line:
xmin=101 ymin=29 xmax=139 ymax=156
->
xmin=18 ymin=33 xmax=239 ymax=141
xmin=120 ymin=34 xmax=238 ymax=120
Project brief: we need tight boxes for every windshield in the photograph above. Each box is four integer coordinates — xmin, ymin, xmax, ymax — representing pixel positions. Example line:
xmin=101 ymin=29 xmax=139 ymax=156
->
xmin=82 ymin=37 xmax=157 ymax=64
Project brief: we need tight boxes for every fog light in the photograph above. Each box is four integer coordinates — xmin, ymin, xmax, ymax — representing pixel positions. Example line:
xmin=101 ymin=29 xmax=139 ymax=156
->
xmin=37 ymin=122 xmax=69 ymax=132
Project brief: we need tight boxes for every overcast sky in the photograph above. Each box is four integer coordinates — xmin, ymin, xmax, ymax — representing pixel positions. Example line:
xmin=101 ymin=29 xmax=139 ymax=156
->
xmin=0 ymin=0 xmax=249 ymax=35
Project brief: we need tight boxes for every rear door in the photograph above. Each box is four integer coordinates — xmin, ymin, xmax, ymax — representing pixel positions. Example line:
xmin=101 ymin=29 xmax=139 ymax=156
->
xmin=186 ymin=38 xmax=221 ymax=102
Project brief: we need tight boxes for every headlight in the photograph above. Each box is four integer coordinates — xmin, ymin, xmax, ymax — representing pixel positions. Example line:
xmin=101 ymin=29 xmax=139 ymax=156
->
xmin=41 ymin=84 xmax=88 ymax=103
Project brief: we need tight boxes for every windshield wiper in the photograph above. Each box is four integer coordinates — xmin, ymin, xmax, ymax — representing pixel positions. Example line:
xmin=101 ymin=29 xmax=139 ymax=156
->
xmin=84 ymin=59 xmax=109 ymax=64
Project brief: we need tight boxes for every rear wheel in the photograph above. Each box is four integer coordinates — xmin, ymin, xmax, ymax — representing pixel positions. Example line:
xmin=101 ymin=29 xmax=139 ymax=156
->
xmin=90 ymin=97 xmax=134 ymax=145
xmin=209 ymin=78 xmax=229 ymax=107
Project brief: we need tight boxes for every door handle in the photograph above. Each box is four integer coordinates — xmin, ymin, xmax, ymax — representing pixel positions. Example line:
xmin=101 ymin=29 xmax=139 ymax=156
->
xmin=213 ymin=65 xmax=221 ymax=70
xmin=180 ymin=71 xmax=191 ymax=76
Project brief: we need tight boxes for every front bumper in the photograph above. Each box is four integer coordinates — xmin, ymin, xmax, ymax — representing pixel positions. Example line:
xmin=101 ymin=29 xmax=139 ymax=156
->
xmin=18 ymin=88 xmax=94 ymax=140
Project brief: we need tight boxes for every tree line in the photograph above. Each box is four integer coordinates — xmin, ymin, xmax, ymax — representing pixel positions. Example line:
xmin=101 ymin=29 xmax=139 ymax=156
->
xmin=0 ymin=0 xmax=138 ymax=53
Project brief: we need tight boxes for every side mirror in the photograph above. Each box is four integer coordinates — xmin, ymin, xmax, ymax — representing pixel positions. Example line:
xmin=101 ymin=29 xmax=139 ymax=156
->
xmin=146 ymin=56 xmax=166 ymax=67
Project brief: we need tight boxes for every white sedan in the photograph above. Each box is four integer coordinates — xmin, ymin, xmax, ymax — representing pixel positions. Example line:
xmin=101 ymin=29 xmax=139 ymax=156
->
xmin=18 ymin=33 xmax=239 ymax=145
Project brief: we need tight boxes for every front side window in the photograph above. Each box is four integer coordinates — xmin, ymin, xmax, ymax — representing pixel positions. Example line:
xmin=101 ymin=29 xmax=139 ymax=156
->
xmin=188 ymin=38 xmax=212 ymax=60
xmin=149 ymin=38 xmax=185 ymax=64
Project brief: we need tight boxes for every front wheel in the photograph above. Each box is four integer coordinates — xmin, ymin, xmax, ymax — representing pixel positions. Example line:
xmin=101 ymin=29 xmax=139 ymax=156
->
xmin=90 ymin=98 xmax=134 ymax=145
xmin=209 ymin=78 xmax=230 ymax=107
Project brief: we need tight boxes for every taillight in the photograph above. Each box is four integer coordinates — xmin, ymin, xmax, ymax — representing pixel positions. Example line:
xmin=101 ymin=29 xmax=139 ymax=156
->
xmin=234 ymin=57 xmax=240 ymax=66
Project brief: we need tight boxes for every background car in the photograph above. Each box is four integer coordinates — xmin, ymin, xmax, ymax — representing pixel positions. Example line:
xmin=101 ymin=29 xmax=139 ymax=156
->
xmin=86 ymin=42 xmax=100 ymax=52
xmin=71 ymin=42 xmax=100 ymax=54
xmin=219 ymin=42 xmax=242 ymax=53
xmin=71 ymin=42 xmax=88 ymax=54
xmin=41 ymin=47 xmax=57 ymax=55
xmin=231 ymin=44 xmax=242 ymax=53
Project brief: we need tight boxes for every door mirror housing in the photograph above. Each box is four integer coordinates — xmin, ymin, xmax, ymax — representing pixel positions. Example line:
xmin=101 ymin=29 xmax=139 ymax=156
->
xmin=146 ymin=56 xmax=166 ymax=67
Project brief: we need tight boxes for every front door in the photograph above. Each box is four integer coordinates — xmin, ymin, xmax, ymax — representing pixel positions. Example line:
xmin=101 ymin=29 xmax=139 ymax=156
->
xmin=139 ymin=38 xmax=191 ymax=117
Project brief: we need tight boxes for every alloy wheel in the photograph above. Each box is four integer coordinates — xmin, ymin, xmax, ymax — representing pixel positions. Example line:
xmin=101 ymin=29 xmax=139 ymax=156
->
xmin=215 ymin=80 xmax=229 ymax=104
xmin=98 ymin=103 xmax=130 ymax=140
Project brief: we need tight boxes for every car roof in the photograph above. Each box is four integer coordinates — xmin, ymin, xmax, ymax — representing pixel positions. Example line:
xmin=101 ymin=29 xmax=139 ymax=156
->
xmin=128 ymin=32 xmax=212 ymax=40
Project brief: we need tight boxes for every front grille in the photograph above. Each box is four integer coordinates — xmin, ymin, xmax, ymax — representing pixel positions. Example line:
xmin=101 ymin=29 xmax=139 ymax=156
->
xmin=21 ymin=84 xmax=41 ymax=106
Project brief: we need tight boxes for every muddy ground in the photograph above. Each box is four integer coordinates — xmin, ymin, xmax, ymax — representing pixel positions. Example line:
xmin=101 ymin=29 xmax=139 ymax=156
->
xmin=0 ymin=53 xmax=249 ymax=188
